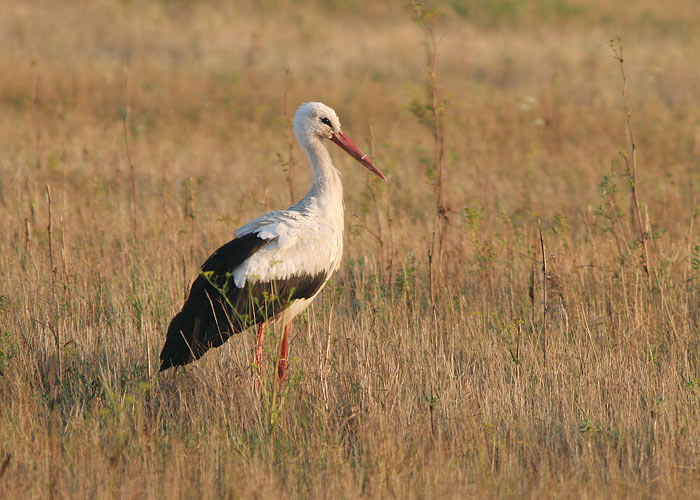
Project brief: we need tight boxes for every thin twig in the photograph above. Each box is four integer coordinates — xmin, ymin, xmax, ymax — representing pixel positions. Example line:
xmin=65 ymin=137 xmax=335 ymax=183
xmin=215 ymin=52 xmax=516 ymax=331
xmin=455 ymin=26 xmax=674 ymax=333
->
xmin=411 ymin=3 xmax=450 ymax=277
xmin=282 ymin=67 xmax=296 ymax=204
xmin=426 ymin=24 xmax=449 ymax=273
xmin=504 ymin=214 xmax=515 ymax=318
xmin=122 ymin=68 xmax=138 ymax=234
xmin=321 ymin=301 xmax=334 ymax=412
xmin=428 ymin=232 xmax=435 ymax=305
xmin=185 ymin=177 xmax=196 ymax=267
xmin=59 ymin=216 xmax=69 ymax=300
xmin=368 ymin=126 xmax=385 ymax=280
xmin=685 ymin=196 xmax=699 ymax=284
xmin=46 ymin=185 xmax=55 ymax=287
xmin=24 ymin=218 xmax=31 ymax=254
xmin=610 ymin=39 xmax=652 ymax=291
xmin=537 ymin=219 xmax=547 ymax=368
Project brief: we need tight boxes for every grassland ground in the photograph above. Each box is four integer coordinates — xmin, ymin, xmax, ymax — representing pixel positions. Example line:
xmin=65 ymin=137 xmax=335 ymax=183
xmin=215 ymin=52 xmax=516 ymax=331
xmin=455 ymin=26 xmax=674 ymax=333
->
xmin=0 ymin=0 xmax=699 ymax=498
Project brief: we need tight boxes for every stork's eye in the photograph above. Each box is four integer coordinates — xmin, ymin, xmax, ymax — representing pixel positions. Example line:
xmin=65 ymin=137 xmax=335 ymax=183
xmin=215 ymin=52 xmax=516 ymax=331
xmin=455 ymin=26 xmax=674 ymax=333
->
xmin=320 ymin=117 xmax=332 ymax=127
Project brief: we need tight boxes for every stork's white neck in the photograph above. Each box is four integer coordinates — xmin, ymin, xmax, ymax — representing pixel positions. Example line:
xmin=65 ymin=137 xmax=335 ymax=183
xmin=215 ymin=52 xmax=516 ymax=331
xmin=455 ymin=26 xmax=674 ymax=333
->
xmin=297 ymin=136 xmax=344 ymax=227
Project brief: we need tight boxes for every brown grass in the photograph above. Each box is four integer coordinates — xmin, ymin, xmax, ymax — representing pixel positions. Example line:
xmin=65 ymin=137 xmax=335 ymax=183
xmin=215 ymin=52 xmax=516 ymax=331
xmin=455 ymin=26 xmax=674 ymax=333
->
xmin=1 ymin=0 xmax=699 ymax=498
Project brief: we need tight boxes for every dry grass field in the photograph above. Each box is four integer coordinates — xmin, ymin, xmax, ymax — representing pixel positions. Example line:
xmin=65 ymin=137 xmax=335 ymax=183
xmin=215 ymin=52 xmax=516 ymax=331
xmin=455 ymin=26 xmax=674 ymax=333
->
xmin=1 ymin=0 xmax=699 ymax=497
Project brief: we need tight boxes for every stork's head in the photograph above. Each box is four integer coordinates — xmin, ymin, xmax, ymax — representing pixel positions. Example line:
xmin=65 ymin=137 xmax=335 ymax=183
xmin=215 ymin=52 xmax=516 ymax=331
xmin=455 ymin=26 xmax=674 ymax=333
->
xmin=294 ymin=102 xmax=386 ymax=181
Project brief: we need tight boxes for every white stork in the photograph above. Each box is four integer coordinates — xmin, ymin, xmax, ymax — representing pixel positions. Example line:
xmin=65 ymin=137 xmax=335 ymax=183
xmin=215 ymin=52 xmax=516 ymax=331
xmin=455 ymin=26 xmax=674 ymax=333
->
xmin=159 ymin=102 xmax=386 ymax=380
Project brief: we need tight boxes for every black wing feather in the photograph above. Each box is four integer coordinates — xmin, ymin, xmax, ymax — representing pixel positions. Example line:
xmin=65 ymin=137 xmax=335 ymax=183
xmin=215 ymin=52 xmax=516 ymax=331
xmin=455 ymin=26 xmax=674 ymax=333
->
xmin=158 ymin=232 xmax=328 ymax=371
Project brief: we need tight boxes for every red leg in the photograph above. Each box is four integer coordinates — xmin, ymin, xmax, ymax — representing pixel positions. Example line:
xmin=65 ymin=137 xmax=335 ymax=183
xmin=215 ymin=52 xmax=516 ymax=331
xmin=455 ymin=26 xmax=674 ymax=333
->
xmin=277 ymin=323 xmax=290 ymax=382
xmin=254 ymin=322 xmax=265 ymax=370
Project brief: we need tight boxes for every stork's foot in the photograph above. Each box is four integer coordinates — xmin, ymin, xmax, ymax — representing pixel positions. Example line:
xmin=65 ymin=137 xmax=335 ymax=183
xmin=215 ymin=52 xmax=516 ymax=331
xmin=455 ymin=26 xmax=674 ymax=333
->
xmin=277 ymin=323 xmax=290 ymax=382
xmin=254 ymin=322 xmax=265 ymax=370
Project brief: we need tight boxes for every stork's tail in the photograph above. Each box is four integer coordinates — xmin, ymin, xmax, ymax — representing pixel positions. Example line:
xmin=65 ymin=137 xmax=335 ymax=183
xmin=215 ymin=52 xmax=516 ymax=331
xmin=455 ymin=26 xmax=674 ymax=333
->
xmin=158 ymin=285 xmax=242 ymax=372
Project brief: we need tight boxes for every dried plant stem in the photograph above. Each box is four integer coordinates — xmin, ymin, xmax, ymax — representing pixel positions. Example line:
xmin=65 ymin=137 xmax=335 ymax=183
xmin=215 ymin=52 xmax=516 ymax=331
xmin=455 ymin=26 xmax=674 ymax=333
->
xmin=186 ymin=178 xmax=196 ymax=267
xmin=146 ymin=330 xmax=152 ymax=379
xmin=282 ymin=67 xmax=296 ymax=204
xmin=538 ymin=219 xmax=548 ymax=368
xmin=59 ymin=216 xmax=69 ymax=299
xmin=610 ymin=40 xmax=652 ymax=291
xmin=24 ymin=218 xmax=31 ymax=254
xmin=181 ymin=254 xmax=188 ymax=302
xmin=427 ymin=26 xmax=448 ymax=273
xmin=685 ymin=196 xmax=699 ymax=282
xmin=428 ymin=232 xmax=435 ymax=305
xmin=321 ymin=302 xmax=334 ymax=412
xmin=368 ymin=126 xmax=385 ymax=278
xmin=122 ymin=69 xmax=138 ymax=235
xmin=45 ymin=185 xmax=55 ymax=287
xmin=411 ymin=3 xmax=449 ymax=278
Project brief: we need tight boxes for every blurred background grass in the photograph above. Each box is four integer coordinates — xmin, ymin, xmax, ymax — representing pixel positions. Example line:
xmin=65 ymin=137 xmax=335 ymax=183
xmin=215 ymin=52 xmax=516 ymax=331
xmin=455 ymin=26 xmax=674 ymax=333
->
xmin=0 ymin=0 xmax=699 ymax=498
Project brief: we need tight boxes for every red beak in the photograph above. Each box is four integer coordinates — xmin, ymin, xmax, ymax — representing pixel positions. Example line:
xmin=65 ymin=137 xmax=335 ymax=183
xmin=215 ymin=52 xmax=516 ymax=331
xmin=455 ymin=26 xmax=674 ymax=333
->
xmin=330 ymin=131 xmax=387 ymax=181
